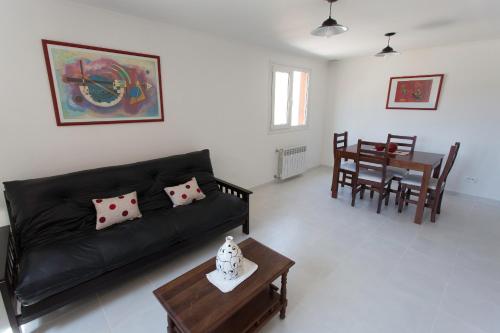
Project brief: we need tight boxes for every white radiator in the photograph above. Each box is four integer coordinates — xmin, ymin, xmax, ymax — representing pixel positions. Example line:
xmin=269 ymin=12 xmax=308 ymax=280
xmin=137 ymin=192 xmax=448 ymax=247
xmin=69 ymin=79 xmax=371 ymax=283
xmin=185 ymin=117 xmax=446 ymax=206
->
xmin=275 ymin=146 xmax=307 ymax=180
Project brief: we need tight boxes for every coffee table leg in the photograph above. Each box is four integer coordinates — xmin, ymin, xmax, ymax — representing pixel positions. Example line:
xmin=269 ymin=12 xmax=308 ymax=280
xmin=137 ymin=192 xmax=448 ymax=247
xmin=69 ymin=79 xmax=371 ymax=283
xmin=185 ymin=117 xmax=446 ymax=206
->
xmin=279 ymin=271 xmax=288 ymax=319
xmin=168 ymin=315 xmax=175 ymax=333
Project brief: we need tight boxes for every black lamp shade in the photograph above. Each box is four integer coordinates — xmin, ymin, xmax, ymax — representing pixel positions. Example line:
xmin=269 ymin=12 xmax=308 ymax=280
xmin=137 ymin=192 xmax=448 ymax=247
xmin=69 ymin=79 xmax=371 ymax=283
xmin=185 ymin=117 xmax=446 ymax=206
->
xmin=375 ymin=46 xmax=400 ymax=57
xmin=311 ymin=0 xmax=348 ymax=37
xmin=311 ymin=18 xmax=348 ymax=37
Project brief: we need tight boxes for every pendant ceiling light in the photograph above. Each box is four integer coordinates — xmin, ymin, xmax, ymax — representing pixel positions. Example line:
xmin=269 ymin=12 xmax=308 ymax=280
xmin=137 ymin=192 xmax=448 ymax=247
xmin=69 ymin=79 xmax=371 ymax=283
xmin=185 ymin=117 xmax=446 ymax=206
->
xmin=375 ymin=32 xmax=400 ymax=57
xmin=311 ymin=0 xmax=348 ymax=37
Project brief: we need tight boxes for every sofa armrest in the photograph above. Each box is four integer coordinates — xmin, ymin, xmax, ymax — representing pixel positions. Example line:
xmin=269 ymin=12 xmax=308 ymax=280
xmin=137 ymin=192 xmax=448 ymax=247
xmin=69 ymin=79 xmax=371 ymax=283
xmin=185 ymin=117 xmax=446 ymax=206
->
xmin=0 ymin=225 xmax=18 ymax=288
xmin=215 ymin=178 xmax=252 ymax=201
xmin=0 ymin=225 xmax=20 ymax=331
xmin=215 ymin=178 xmax=251 ymax=235
xmin=0 ymin=225 xmax=11 ymax=283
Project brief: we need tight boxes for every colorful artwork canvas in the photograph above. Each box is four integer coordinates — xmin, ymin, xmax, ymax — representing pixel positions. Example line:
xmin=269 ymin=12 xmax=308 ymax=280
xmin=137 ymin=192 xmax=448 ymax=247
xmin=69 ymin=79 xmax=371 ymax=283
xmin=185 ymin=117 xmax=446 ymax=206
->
xmin=386 ymin=74 xmax=444 ymax=110
xmin=395 ymin=80 xmax=433 ymax=103
xmin=42 ymin=40 xmax=164 ymax=125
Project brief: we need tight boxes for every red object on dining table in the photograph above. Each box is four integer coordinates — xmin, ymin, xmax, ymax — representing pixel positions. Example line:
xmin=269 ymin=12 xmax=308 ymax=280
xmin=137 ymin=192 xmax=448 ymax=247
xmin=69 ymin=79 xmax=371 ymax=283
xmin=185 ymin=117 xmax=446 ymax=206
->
xmin=374 ymin=143 xmax=398 ymax=152
xmin=388 ymin=143 xmax=398 ymax=153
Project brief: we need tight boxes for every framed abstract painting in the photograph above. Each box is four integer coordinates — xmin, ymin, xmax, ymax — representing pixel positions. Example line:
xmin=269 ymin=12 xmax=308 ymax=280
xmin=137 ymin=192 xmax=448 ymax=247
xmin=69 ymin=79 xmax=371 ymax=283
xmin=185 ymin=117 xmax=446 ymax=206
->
xmin=386 ymin=74 xmax=444 ymax=110
xmin=42 ymin=39 xmax=164 ymax=126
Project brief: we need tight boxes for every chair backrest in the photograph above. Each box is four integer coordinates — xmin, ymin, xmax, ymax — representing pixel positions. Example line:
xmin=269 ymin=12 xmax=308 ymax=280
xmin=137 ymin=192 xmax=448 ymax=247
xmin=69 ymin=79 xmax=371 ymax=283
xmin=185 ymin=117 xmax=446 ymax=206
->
xmin=449 ymin=142 xmax=461 ymax=171
xmin=334 ymin=131 xmax=348 ymax=160
xmin=355 ymin=140 xmax=389 ymax=185
xmin=334 ymin=131 xmax=348 ymax=150
xmin=437 ymin=142 xmax=460 ymax=188
xmin=387 ymin=134 xmax=417 ymax=153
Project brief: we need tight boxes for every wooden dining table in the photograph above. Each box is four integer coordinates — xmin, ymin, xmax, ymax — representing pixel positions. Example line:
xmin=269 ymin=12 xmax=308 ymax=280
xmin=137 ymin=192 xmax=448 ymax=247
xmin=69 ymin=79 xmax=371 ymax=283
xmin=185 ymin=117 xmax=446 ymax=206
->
xmin=331 ymin=144 xmax=445 ymax=224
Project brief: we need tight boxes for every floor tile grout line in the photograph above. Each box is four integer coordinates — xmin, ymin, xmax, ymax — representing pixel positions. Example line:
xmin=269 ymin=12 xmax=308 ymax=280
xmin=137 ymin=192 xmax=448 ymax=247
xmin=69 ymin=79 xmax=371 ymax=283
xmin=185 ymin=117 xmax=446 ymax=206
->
xmin=428 ymin=244 xmax=477 ymax=333
xmin=386 ymin=234 xmax=412 ymax=279
xmin=95 ymin=292 xmax=114 ymax=333
xmin=428 ymin=271 xmax=451 ymax=333
xmin=382 ymin=220 xmax=420 ymax=278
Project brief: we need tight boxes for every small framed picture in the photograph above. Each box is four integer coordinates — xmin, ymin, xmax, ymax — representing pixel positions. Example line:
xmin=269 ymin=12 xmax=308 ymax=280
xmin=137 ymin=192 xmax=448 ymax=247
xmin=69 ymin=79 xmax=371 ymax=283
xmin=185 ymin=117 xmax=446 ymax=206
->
xmin=386 ymin=74 xmax=444 ymax=110
xmin=42 ymin=39 xmax=164 ymax=126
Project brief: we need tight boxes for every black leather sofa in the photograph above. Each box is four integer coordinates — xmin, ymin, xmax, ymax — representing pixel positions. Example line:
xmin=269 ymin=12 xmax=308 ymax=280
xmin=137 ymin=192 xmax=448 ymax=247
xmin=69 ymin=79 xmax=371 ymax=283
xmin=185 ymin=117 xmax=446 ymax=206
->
xmin=0 ymin=149 xmax=251 ymax=332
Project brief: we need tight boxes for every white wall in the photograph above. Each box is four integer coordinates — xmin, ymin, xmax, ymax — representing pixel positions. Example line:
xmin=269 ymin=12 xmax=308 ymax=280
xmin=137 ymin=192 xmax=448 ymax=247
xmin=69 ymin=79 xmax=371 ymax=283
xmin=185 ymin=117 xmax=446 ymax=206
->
xmin=0 ymin=1 xmax=328 ymax=206
xmin=2 ymin=1 xmax=498 ymax=219
xmin=321 ymin=39 xmax=500 ymax=201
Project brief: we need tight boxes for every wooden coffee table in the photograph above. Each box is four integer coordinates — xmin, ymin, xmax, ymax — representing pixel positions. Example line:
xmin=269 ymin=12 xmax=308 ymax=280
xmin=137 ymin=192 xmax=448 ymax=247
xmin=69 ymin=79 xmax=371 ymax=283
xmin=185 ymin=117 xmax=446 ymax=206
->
xmin=153 ymin=238 xmax=295 ymax=333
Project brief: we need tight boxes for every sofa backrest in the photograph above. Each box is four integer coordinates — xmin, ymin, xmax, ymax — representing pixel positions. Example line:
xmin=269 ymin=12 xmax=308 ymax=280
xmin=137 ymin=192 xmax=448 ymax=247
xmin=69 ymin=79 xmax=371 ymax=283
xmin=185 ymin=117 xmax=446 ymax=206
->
xmin=3 ymin=149 xmax=218 ymax=251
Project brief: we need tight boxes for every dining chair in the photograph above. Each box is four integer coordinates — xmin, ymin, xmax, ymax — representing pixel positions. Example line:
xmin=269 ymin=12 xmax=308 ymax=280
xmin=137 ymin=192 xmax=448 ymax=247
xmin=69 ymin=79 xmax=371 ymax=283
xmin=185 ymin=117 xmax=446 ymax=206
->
xmin=386 ymin=134 xmax=417 ymax=204
xmin=397 ymin=142 xmax=460 ymax=222
xmin=351 ymin=140 xmax=393 ymax=214
xmin=387 ymin=134 xmax=417 ymax=153
xmin=333 ymin=131 xmax=356 ymax=188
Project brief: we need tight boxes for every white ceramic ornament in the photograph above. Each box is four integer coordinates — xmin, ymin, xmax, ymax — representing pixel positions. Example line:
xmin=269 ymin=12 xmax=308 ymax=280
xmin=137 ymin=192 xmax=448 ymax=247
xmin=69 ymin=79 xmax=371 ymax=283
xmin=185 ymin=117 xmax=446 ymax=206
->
xmin=216 ymin=236 xmax=243 ymax=280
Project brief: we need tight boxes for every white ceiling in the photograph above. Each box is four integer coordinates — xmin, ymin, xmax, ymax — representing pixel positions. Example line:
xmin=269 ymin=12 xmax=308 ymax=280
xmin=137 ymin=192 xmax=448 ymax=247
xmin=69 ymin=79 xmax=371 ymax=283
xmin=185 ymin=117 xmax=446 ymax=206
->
xmin=71 ymin=0 xmax=500 ymax=60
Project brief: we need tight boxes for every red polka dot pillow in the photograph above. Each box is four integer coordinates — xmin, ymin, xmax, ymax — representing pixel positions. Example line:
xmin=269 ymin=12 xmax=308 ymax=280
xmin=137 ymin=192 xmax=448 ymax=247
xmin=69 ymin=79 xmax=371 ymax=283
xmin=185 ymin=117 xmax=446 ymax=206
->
xmin=92 ymin=191 xmax=142 ymax=230
xmin=164 ymin=177 xmax=206 ymax=207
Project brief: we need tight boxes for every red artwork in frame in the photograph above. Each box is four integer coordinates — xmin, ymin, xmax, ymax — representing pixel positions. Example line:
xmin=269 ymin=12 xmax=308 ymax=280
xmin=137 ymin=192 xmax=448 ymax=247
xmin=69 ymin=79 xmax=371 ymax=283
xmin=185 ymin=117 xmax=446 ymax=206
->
xmin=386 ymin=74 xmax=444 ymax=110
xmin=42 ymin=39 xmax=165 ymax=126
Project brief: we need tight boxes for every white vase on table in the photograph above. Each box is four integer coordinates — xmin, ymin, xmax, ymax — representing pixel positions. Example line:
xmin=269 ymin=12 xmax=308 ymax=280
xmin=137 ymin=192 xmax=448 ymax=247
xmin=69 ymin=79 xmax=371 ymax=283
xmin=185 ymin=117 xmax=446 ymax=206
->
xmin=216 ymin=236 xmax=243 ymax=280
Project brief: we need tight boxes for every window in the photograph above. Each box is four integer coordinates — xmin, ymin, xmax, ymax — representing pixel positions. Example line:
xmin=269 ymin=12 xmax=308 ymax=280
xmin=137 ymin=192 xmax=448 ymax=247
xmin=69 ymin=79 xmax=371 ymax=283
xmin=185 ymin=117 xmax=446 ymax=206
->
xmin=271 ymin=65 xmax=310 ymax=131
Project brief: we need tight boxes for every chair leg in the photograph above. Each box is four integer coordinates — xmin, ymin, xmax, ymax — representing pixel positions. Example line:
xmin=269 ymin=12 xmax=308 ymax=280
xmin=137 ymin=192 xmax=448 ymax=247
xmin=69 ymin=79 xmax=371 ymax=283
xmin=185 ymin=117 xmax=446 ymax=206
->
xmin=370 ymin=190 xmax=374 ymax=199
xmin=377 ymin=191 xmax=384 ymax=214
xmin=405 ymin=188 xmax=410 ymax=206
xmin=341 ymin=171 xmax=346 ymax=187
xmin=385 ymin=181 xmax=392 ymax=206
xmin=398 ymin=185 xmax=406 ymax=213
xmin=360 ymin=187 xmax=365 ymax=200
xmin=351 ymin=187 xmax=357 ymax=207
xmin=430 ymin=190 xmax=440 ymax=223
xmin=395 ymin=181 xmax=401 ymax=205
xmin=396 ymin=183 xmax=403 ymax=209
xmin=430 ymin=199 xmax=438 ymax=223
xmin=437 ymin=191 xmax=444 ymax=214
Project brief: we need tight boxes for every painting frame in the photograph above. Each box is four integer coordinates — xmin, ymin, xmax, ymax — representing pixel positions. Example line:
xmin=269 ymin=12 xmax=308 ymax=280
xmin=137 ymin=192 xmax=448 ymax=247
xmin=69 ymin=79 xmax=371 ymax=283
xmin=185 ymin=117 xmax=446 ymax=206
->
xmin=42 ymin=39 xmax=165 ymax=126
xmin=386 ymin=74 xmax=444 ymax=111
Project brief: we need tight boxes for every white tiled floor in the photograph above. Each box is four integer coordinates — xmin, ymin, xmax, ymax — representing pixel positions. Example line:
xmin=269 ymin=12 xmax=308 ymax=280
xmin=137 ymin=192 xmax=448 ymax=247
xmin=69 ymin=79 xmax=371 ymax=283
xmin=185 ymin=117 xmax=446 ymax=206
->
xmin=1 ymin=167 xmax=500 ymax=333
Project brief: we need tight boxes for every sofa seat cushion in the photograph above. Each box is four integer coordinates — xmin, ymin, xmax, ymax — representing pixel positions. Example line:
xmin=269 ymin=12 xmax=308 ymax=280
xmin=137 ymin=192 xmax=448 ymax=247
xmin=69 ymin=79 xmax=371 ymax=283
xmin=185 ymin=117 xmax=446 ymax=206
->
xmin=15 ymin=211 xmax=178 ymax=306
xmin=15 ymin=192 xmax=248 ymax=306
xmin=15 ymin=235 xmax=106 ymax=306
xmin=170 ymin=192 xmax=249 ymax=240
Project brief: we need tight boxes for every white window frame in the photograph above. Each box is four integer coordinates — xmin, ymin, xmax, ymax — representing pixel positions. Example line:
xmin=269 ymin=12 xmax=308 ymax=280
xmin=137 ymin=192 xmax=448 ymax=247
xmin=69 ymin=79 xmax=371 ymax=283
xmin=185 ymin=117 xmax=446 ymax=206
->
xmin=270 ymin=64 xmax=311 ymax=132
